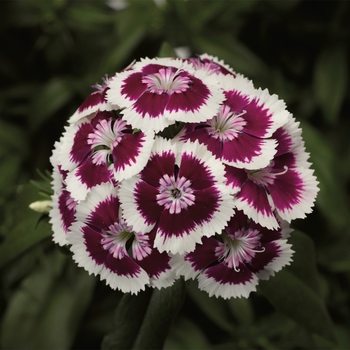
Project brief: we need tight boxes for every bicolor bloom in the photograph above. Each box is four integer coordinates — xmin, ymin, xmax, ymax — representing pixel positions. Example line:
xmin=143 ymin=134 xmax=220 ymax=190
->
xmin=225 ymin=117 xmax=319 ymax=229
xmin=187 ymin=53 xmax=236 ymax=76
xmin=48 ymin=54 xmax=319 ymax=298
xmin=180 ymin=74 xmax=289 ymax=170
xmin=175 ymin=210 xmax=293 ymax=299
xmin=119 ymin=137 xmax=235 ymax=255
xmin=58 ymin=110 xmax=154 ymax=201
xmin=106 ymin=57 xmax=225 ymax=132
xmin=69 ymin=75 xmax=114 ymax=124
xmin=68 ymin=183 xmax=177 ymax=294
xmin=49 ymin=140 xmax=77 ymax=246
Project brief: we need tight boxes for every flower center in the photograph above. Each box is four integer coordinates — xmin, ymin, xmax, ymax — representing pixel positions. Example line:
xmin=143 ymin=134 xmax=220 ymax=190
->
xmin=142 ymin=67 xmax=191 ymax=95
xmin=189 ymin=57 xmax=222 ymax=75
xmin=88 ymin=118 xmax=127 ymax=166
xmin=248 ymin=161 xmax=288 ymax=186
xmin=156 ymin=174 xmax=195 ymax=214
xmin=216 ymin=229 xmax=265 ymax=272
xmin=101 ymin=219 xmax=151 ymax=260
xmin=91 ymin=74 xmax=110 ymax=91
xmin=208 ymin=105 xmax=247 ymax=141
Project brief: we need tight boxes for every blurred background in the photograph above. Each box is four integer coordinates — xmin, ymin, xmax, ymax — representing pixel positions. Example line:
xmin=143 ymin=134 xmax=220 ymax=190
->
xmin=1 ymin=0 xmax=350 ymax=349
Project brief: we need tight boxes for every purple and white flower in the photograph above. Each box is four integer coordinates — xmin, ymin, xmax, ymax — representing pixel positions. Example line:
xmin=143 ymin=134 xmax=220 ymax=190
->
xmin=180 ymin=74 xmax=289 ymax=170
xmin=119 ymin=137 xmax=235 ymax=255
xmin=225 ymin=117 xmax=319 ymax=229
xmin=69 ymin=75 xmax=114 ymax=124
xmin=49 ymin=140 xmax=77 ymax=246
xmin=187 ymin=53 xmax=236 ymax=76
xmin=47 ymin=54 xmax=319 ymax=299
xmin=58 ymin=110 xmax=154 ymax=201
xmin=107 ymin=57 xmax=225 ymax=132
xmin=68 ymin=183 xmax=177 ymax=294
xmin=175 ymin=210 xmax=293 ymax=299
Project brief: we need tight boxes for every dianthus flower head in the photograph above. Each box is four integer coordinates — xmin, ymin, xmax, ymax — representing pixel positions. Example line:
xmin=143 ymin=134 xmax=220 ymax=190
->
xmin=106 ymin=57 xmax=225 ymax=132
xmin=48 ymin=54 xmax=318 ymax=299
xmin=68 ymin=183 xmax=177 ymax=294
xmin=174 ymin=210 xmax=294 ymax=299
xmin=119 ymin=137 xmax=235 ymax=255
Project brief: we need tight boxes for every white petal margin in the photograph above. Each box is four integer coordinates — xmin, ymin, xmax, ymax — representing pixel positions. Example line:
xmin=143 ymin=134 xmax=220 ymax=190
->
xmin=199 ymin=53 xmax=236 ymax=75
xmin=274 ymin=167 xmax=319 ymax=223
xmin=220 ymin=73 xmax=290 ymax=138
xmin=176 ymin=139 xmax=228 ymax=184
xmin=171 ymin=253 xmax=198 ymax=281
xmin=74 ymin=182 xmax=118 ymax=223
xmin=50 ymin=139 xmax=65 ymax=193
xmin=153 ymin=140 xmax=235 ymax=254
xmin=256 ymin=240 xmax=294 ymax=280
xmin=49 ymin=193 xmax=70 ymax=246
xmin=65 ymin=165 xmax=109 ymax=202
xmin=149 ymin=258 xmax=179 ymax=290
xmin=119 ymin=137 xmax=178 ymax=234
xmin=68 ymin=96 xmax=114 ymax=124
xmin=197 ymin=270 xmax=259 ymax=299
xmin=67 ymin=183 xmax=150 ymax=294
xmin=107 ymin=57 xmax=225 ymax=133
xmin=113 ymin=130 xmax=155 ymax=182
xmin=234 ymin=192 xmax=280 ymax=230
xmin=57 ymin=122 xmax=84 ymax=172
xmin=99 ymin=265 xmax=149 ymax=294
xmin=224 ymin=138 xmax=278 ymax=171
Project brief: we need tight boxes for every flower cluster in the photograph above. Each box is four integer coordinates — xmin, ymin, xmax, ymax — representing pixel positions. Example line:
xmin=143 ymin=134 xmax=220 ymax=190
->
xmin=49 ymin=54 xmax=318 ymax=299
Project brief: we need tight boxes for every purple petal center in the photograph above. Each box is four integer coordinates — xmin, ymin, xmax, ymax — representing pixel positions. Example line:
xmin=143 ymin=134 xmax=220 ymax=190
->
xmin=207 ymin=105 xmax=247 ymax=141
xmin=142 ymin=67 xmax=190 ymax=95
xmin=101 ymin=219 xmax=152 ymax=261
xmin=248 ymin=161 xmax=288 ymax=186
xmin=156 ymin=174 xmax=195 ymax=214
xmin=216 ymin=229 xmax=265 ymax=272
xmin=87 ymin=118 xmax=127 ymax=165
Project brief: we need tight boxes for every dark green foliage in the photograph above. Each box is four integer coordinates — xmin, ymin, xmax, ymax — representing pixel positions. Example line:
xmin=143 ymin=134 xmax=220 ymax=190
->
xmin=1 ymin=0 xmax=350 ymax=348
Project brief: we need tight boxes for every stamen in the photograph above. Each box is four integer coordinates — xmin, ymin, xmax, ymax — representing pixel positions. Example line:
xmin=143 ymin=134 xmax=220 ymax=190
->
xmin=216 ymin=229 xmax=265 ymax=272
xmin=248 ymin=165 xmax=289 ymax=186
xmin=156 ymin=174 xmax=195 ymax=214
xmin=142 ymin=67 xmax=191 ymax=95
xmin=208 ymin=106 xmax=247 ymax=141
xmin=87 ymin=119 xmax=126 ymax=166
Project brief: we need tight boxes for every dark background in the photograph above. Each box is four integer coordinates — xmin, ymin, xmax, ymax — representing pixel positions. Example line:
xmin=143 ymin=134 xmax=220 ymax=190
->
xmin=1 ymin=1 xmax=350 ymax=348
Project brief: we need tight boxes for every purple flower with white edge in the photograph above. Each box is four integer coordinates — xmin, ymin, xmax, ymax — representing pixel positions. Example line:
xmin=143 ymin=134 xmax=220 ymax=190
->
xmin=58 ymin=110 xmax=154 ymax=201
xmin=174 ymin=210 xmax=293 ymax=299
xmin=180 ymin=74 xmax=289 ymax=170
xmin=106 ymin=57 xmax=225 ymax=132
xmin=49 ymin=140 xmax=77 ymax=246
xmin=187 ymin=53 xmax=236 ymax=76
xmin=225 ymin=117 xmax=319 ymax=229
xmin=119 ymin=137 xmax=235 ymax=255
xmin=69 ymin=75 xmax=114 ymax=124
xmin=68 ymin=183 xmax=177 ymax=294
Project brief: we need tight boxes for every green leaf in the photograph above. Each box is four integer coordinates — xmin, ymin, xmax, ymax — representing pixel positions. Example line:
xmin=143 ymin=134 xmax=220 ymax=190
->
xmin=314 ymin=46 xmax=348 ymax=124
xmin=258 ymin=269 xmax=335 ymax=343
xmin=164 ymin=316 xmax=211 ymax=350
xmin=187 ymin=280 xmax=235 ymax=333
xmin=286 ymin=230 xmax=320 ymax=294
xmin=101 ymin=289 xmax=153 ymax=350
xmin=193 ymin=33 xmax=268 ymax=80
xmin=158 ymin=42 xmax=177 ymax=58
xmin=0 ymin=251 xmax=96 ymax=349
xmin=301 ymin=121 xmax=350 ymax=228
xmin=133 ymin=278 xmax=186 ymax=349
xmin=29 ymin=78 xmax=73 ymax=131
xmin=0 ymin=184 xmax=52 ymax=268
xmin=102 ymin=278 xmax=186 ymax=350
xmin=228 ymin=297 xmax=254 ymax=326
